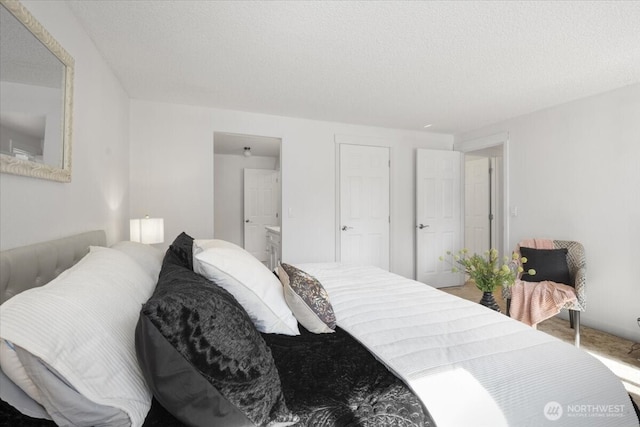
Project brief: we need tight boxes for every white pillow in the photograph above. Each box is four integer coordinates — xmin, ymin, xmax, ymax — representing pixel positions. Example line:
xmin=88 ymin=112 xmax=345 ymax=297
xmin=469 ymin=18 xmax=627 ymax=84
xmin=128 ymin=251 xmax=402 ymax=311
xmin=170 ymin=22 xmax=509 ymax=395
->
xmin=110 ymin=240 xmax=163 ymax=281
xmin=0 ymin=247 xmax=154 ymax=426
xmin=193 ymin=239 xmax=299 ymax=336
xmin=194 ymin=239 xmax=241 ymax=250
xmin=0 ymin=340 xmax=44 ymax=407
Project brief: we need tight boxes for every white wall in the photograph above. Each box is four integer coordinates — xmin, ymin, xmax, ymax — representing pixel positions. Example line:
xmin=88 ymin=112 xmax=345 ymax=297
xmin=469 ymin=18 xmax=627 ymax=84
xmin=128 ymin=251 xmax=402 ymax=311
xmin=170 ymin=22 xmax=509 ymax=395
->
xmin=456 ymin=84 xmax=640 ymax=341
xmin=214 ymin=154 xmax=277 ymax=247
xmin=0 ymin=1 xmax=130 ymax=250
xmin=129 ymin=100 xmax=453 ymax=278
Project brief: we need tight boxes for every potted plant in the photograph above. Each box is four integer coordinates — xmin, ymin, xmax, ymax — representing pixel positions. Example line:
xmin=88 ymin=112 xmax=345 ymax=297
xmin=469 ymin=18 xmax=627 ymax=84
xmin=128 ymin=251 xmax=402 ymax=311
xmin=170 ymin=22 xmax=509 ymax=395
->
xmin=440 ymin=248 xmax=534 ymax=312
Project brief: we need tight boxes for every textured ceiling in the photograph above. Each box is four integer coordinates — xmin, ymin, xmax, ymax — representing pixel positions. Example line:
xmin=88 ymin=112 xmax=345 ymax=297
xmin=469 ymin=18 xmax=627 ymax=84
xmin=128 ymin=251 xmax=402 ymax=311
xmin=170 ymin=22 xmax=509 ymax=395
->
xmin=66 ymin=1 xmax=640 ymax=134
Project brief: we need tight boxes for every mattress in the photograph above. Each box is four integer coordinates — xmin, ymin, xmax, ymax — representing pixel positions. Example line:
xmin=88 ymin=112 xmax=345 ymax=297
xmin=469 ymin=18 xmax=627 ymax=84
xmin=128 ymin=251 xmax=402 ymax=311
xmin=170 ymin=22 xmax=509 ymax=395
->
xmin=297 ymin=263 xmax=637 ymax=427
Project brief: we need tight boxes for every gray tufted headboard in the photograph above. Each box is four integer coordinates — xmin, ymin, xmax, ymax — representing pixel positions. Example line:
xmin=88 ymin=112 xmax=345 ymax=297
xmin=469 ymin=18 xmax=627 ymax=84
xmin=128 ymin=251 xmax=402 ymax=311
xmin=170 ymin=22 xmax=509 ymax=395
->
xmin=0 ymin=230 xmax=106 ymax=304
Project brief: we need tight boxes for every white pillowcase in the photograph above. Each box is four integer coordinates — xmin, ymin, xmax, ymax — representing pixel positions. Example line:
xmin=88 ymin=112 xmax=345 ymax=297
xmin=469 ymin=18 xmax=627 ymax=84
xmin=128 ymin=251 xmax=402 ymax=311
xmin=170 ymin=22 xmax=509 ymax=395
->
xmin=0 ymin=247 xmax=155 ymax=426
xmin=194 ymin=239 xmax=241 ymax=250
xmin=193 ymin=239 xmax=299 ymax=336
xmin=0 ymin=339 xmax=45 ymax=409
xmin=110 ymin=240 xmax=163 ymax=281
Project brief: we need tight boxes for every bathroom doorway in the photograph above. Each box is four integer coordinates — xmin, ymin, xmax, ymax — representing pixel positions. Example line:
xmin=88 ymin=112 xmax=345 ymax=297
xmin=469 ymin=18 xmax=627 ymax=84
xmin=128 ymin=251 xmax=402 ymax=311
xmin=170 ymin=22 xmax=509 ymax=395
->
xmin=213 ymin=132 xmax=282 ymax=265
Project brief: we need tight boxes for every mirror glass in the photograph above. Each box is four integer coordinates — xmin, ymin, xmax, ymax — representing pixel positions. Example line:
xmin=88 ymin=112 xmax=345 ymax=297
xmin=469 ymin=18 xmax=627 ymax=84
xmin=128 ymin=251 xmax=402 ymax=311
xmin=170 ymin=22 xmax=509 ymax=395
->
xmin=0 ymin=0 xmax=74 ymax=182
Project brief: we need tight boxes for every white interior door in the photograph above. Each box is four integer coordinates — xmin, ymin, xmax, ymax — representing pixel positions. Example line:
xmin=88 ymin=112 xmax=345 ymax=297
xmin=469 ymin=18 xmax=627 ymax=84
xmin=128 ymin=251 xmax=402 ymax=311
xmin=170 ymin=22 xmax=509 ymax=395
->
xmin=416 ymin=149 xmax=464 ymax=287
xmin=457 ymin=133 xmax=509 ymax=258
xmin=244 ymin=168 xmax=278 ymax=263
xmin=465 ymin=157 xmax=491 ymax=256
xmin=339 ymin=144 xmax=390 ymax=270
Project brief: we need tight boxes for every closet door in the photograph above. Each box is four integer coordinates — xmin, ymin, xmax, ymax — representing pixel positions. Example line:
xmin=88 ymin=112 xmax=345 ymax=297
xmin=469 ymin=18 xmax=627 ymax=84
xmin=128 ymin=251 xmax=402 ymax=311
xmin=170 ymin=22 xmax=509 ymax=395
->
xmin=339 ymin=144 xmax=390 ymax=270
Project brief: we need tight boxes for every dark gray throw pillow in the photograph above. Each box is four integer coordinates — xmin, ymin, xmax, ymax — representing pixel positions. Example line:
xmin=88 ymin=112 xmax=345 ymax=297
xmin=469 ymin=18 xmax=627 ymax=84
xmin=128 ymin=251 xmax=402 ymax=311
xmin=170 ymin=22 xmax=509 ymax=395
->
xmin=135 ymin=260 xmax=298 ymax=427
xmin=166 ymin=232 xmax=194 ymax=270
xmin=520 ymin=247 xmax=571 ymax=285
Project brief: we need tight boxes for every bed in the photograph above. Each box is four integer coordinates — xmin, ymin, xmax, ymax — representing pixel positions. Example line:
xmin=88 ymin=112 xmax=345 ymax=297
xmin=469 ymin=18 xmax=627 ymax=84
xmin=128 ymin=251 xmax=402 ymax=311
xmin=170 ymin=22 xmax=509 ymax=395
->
xmin=0 ymin=231 xmax=638 ymax=427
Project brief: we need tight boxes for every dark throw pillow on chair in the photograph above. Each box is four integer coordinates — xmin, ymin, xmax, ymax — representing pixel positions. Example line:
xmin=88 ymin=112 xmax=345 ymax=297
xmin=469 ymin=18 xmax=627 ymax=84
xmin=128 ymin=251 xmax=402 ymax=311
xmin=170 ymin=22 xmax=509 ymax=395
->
xmin=520 ymin=247 xmax=571 ymax=285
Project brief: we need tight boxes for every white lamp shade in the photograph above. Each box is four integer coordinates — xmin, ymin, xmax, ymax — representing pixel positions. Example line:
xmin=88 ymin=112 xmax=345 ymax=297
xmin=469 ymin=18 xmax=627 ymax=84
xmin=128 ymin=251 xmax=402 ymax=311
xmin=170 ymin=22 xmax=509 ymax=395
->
xmin=130 ymin=217 xmax=164 ymax=244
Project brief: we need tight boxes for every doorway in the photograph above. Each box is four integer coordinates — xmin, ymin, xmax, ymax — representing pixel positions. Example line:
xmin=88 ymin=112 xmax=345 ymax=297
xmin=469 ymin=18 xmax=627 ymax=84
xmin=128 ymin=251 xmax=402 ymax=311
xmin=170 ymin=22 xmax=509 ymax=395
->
xmin=213 ymin=132 xmax=282 ymax=264
xmin=457 ymin=134 xmax=508 ymax=258
xmin=465 ymin=156 xmax=492 ymax=256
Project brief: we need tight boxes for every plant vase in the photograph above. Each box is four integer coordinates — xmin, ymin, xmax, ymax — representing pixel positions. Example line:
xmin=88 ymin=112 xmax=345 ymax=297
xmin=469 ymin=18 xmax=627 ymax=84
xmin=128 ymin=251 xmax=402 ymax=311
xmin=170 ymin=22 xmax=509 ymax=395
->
xmin=479 ymin=291 xmax=501 ymax=313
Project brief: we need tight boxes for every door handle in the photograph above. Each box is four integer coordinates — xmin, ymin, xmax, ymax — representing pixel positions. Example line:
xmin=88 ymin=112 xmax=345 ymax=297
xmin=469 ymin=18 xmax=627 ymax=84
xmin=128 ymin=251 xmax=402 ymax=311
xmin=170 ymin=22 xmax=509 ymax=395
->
xmin=417 ymin=224 xmax=429 ymax=229
xmin=341 ymin=225 xmax=353 ymax=231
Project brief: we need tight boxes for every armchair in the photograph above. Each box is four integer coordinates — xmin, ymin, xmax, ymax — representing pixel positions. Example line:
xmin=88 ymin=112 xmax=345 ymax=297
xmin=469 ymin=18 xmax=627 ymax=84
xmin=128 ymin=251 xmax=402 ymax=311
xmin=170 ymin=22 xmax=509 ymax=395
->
xmin=503 ymin=239 xmax=586 ymax=346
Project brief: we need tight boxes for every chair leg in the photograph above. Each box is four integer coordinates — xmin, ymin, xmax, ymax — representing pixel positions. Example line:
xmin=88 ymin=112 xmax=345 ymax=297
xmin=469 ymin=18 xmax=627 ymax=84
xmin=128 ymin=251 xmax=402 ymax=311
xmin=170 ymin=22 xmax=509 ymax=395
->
xmin=506 ymin=298 xmax=511 ymax=316
xmin=573 ymin=310 xmax=580 ymax=348
xmin=570 ymin=310 xmax=575 ymax=329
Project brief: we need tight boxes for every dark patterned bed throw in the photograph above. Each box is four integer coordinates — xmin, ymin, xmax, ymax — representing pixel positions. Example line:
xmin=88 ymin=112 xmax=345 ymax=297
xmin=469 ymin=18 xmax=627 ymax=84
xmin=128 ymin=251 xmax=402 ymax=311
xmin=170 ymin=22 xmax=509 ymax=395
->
xmin=262 ymin=326 xmax=433 ymax=427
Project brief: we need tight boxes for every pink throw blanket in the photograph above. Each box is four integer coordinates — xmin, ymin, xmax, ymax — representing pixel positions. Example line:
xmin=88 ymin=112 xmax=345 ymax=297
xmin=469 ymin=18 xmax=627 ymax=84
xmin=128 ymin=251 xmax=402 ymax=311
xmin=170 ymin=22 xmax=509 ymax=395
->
xmin=509 ymin=239 xmax=577 ymax=327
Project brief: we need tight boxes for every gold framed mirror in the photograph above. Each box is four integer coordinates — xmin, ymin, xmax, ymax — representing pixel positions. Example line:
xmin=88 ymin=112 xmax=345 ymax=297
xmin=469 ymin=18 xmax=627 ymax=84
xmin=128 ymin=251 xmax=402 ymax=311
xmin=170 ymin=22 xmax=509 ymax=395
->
xmin=0 ymin=0 xmax=74 ymax=182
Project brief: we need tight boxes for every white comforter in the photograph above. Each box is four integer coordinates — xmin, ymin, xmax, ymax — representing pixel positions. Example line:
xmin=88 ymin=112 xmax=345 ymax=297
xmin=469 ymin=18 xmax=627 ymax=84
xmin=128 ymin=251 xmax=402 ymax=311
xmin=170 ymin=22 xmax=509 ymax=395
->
xmin=297 ymin=263 xmax=637 ymax=427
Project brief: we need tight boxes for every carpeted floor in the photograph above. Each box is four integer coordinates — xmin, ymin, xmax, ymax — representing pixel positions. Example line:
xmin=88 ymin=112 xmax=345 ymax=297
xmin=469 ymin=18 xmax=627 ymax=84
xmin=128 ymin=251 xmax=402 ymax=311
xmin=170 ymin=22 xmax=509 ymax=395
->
xmin=439 ymin=281 xmax=640 ymax=407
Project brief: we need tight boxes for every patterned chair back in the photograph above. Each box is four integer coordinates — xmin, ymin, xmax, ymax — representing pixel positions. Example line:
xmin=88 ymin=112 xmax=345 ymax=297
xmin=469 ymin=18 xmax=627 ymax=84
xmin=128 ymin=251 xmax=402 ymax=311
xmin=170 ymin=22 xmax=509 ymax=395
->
xmin=551 ymin=240 xmax=586 ymax=311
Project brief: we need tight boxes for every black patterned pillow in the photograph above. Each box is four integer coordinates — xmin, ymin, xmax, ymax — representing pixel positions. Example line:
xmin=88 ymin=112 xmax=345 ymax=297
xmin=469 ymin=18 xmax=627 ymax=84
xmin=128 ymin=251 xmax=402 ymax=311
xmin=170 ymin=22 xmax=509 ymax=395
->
xmin=136 ymin=260 xmax=298 ymax=427
xmin=278 ymin=263 xmax=336 ymax=334
xmin=165 ymin=232 xmax=194 ymax=270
